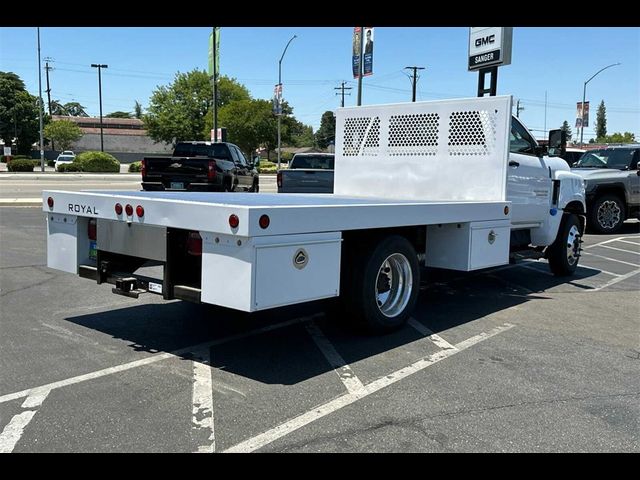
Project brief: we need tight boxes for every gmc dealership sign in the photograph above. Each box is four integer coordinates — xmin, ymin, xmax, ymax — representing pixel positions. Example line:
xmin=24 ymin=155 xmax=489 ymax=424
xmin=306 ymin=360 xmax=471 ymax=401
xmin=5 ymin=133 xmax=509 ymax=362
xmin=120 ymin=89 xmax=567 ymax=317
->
xmin=468 ymin=27 xmax=513 ymax=71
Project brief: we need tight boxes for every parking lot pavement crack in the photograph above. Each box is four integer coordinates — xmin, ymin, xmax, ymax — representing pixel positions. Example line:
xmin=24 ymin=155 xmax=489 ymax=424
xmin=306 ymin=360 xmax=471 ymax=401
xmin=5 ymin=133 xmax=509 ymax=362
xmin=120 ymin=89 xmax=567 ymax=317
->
xmin=415 ymin=391 xmax=640 ymax=420
xmin=273 ymin=416 xmax=455 ymax=453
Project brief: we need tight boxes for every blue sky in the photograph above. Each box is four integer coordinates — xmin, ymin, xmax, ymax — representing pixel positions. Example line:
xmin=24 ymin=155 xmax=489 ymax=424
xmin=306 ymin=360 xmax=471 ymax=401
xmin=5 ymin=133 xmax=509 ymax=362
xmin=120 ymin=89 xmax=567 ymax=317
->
xmin=1 ymin=26 xmax=638 ymax=141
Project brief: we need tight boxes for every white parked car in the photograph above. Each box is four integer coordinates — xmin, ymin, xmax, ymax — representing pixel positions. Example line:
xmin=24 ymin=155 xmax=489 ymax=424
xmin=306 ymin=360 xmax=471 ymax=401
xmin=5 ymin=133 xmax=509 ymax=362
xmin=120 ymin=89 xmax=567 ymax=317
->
xmin=55 ymin=152 xmax=76 ymax=171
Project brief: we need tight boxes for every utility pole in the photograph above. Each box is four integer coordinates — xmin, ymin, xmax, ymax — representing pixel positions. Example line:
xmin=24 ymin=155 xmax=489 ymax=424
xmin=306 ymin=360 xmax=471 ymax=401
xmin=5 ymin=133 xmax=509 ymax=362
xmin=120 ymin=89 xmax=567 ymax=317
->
xmin=334 ymin=82 xmax=352 ymax=107
xmin=91 ymin=64 xmax=108 ymax=152
xmin=516 ymin=99 xmax=525 ymax=118
xmin=44 ymin=57 xmax=54 ymax=151
xmin=404 ymin=66 xmax=425 ymax=102
xmin=37 ymin=27 xmax=44 ymax=172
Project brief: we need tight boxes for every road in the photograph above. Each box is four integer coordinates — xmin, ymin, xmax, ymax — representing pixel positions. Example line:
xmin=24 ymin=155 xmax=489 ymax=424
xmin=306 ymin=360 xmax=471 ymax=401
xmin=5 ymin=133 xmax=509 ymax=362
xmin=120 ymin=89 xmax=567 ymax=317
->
xmin=0 ymin=174 xmax=278 ymax=199
xmin=0 ymin=207 xmax=638 ymax=452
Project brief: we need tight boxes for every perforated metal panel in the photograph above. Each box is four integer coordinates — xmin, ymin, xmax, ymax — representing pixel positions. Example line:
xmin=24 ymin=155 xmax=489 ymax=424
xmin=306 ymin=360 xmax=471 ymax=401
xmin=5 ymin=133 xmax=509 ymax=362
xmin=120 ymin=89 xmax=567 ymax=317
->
xmin=448 ymin=110 xmax=496 ymax=156
xmin=334 ymin=96 xmax=512 ymax=202
xmin=389 ymin=113 xmax=439 ymax=156
xmin=343 ymin=116 xmax=380 ymax=157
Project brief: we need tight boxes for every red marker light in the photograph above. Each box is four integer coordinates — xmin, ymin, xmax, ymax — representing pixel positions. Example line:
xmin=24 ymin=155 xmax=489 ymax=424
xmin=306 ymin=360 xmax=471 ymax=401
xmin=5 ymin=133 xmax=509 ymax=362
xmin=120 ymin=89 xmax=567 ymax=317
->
xmin=125 ymin=204 xmax=133 ymax=216
xmin=47 ymin=197 xmax=54 ymax=208
xmin=259 ymin=214 xmax=270 ymax=229
xmin=136 ymin=205 xmax=144 ymax=217
xmin=229 ymin=214 xmax=239 ymax=229
xmin=115 ymin=203 xmax=123 ymax=215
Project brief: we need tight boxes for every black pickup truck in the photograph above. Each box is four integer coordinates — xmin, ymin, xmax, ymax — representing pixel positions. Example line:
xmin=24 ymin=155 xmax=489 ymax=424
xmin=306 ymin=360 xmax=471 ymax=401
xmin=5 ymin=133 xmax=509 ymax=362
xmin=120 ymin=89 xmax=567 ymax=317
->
xmin=141 ymin=141 xmax=259 ymax=192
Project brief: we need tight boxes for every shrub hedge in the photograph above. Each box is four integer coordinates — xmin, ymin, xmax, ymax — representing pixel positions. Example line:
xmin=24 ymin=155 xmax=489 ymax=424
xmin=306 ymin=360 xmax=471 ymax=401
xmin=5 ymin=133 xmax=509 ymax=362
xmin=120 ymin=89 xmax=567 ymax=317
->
xmin=57 ymin=163 xmax=83 ymax=172
xmin=73 ymin=151 xmax=120 ymax=172
xmin=128 ymin=161 xmax=142 ymax=173
xmin=7 ymin=159 xmax=38 ymax=172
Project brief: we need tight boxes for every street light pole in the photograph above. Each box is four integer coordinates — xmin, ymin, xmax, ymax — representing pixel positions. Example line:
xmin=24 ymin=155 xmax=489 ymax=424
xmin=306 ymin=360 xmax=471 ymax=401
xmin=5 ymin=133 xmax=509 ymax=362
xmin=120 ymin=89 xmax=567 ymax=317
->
xmin=37 ymin=27 xmax=45 ymax=172
xmin=91 ymin=64 xmax=108 ymax=152
xmin=580 ymin=62 xmax=621 ymax=145
xmin=277 ymin=34 xmax=297 ymax=170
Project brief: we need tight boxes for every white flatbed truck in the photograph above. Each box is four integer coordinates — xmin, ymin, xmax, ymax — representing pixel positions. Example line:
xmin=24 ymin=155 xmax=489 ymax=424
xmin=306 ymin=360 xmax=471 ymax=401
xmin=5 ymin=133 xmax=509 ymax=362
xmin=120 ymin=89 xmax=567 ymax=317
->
xmin=43 ymin=96 xmax=586 ymax=332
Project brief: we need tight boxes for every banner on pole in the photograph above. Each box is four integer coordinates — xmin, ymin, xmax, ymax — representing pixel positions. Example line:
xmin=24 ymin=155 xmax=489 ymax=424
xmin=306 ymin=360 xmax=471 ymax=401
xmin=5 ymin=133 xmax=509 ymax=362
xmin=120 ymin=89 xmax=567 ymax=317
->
xmin=363 ymin=27 xmax=373 ymax=76
xmin=208 ymin=27 xmax=220 ymax=77
xmin=352 ymin=27 xmax=361 ymax=79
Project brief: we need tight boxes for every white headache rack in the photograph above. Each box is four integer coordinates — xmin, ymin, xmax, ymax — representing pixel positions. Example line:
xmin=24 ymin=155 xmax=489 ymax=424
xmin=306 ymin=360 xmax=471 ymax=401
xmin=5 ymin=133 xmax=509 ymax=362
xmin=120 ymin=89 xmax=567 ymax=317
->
xmin=334 ymin=95 xmax=512 ymax=202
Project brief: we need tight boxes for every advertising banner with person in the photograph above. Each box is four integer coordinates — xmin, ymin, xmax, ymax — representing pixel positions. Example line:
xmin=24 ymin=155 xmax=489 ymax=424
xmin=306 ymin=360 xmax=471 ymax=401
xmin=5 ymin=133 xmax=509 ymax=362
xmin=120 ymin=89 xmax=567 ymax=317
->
xmin=575 ymin=101 xmax=590 ymax=128
xmin=363 ymin=27 xmax=374 ymax=76
xmin=352 ymin=27 xmax=362 ymax=79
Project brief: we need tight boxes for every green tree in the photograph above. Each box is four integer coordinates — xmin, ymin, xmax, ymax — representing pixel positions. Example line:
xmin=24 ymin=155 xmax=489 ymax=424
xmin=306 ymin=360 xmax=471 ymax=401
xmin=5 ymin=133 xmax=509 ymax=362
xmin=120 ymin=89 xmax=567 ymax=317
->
xmin=105 ymin=111 xmax=132 ymax=119
xmin=216 ymin=76 xmax=251 ymax=108
xmin=216 ymin=99 xmax=275 ymax=156
xmin=601 ymin=132 xmax=635 ymax=144
xmin=315 ymin=111 xmax=336 ymax=149
xmin=134 ymin=101 xmax=143 ymax=119
xmin=0 ymin=72 xmax=41 ymax=154
xmin=144 ymin=70 xmax=215 ymax=144
xmin=50 ymin=99 xmax=68 ymax=115
xmin=595 ymin=100 xmax=607 ymax=140
xmin=44 ymin=119 xmax=83 ymax=151
xmin=63 ymin=102 xmax=88 ymax=117
xmin=561 ymin=120 xmax=572 ymax=141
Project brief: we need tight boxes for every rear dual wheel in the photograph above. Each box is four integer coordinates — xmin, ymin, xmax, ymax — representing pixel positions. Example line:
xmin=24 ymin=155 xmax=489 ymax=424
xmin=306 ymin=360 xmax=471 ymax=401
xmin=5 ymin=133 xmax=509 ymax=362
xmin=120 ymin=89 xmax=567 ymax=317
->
xmin=342 ymin=235 xmax=420 ymax=334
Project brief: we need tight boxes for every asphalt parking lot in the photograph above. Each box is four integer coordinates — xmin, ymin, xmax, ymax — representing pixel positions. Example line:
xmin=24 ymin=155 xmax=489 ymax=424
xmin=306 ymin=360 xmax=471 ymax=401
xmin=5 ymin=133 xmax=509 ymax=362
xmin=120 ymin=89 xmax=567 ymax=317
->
xmin=0 ymin=207 xmax=638 ymax=452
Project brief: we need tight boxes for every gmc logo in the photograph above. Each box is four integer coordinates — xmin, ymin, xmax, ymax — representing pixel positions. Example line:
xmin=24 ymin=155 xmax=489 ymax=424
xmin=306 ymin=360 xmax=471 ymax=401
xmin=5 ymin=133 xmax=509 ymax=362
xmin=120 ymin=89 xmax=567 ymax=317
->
xmin=475 ymin=35 xmax=495 ymax=47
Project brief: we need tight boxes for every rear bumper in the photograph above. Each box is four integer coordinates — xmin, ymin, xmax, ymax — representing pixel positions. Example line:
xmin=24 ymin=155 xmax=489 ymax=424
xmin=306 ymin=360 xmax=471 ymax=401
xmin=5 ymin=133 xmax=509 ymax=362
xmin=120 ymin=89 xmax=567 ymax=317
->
xmin=142 ymin=181 xmax=224 ymax=192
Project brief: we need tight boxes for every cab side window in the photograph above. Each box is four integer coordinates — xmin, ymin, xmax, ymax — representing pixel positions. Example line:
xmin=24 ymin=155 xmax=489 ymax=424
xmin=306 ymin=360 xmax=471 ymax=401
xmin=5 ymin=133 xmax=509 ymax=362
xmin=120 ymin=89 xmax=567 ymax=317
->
xmin=510 ymin=118 xmax=537 ymax=155
xmin=228 ymin=145 xmax=242 ymax=165
xmin=234 ymin=147 xmax=248 ymax=167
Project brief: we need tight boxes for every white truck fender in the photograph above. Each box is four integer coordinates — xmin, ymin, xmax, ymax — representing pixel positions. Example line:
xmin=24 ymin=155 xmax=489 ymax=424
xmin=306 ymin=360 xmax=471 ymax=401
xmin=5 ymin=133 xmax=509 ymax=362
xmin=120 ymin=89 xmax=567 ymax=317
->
xmin=531 ymin=170 xmax=586 ymax=247
xmin=555 ymin=170 xmax=586 ymax=213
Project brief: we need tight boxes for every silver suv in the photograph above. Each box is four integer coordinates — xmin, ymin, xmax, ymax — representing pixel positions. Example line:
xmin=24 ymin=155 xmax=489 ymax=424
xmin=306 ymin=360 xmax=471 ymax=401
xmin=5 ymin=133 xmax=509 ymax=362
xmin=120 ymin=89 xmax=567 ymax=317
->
xmin=571 ymin=145 xmax=640 ymax=233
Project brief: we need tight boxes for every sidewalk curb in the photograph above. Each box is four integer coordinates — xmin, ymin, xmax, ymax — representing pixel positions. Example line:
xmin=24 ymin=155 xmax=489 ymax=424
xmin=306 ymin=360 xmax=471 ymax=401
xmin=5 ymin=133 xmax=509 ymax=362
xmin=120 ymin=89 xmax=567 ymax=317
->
xmin=0 ymin=198 xmax=42 ymax=207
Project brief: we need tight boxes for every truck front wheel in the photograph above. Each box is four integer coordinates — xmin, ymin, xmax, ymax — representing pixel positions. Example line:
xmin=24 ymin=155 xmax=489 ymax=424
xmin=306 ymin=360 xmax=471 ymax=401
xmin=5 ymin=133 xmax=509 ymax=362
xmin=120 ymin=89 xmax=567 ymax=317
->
xmin=345 ymin=235 xmax=420 ymax=333
xmin=547 ymin=213 xmax=582 ymax=276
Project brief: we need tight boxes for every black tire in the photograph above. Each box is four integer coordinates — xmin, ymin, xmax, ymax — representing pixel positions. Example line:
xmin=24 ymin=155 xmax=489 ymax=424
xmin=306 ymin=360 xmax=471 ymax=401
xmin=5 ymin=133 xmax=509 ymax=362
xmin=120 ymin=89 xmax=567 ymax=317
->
xmin=547 ymin=213 xmax=582 ymax=276
xmin=250 ymin=179 xmax=259 ymax=193
xmin=589 ymin=194 xmax=625 ymax=234
xmin=342 ymin=235 xmax=420 ymax=334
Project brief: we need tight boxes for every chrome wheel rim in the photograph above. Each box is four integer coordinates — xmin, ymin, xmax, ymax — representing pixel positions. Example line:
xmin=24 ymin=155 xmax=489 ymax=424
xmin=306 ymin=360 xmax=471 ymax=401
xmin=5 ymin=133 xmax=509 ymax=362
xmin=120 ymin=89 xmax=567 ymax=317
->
xmin=375 ymin=253 xmax=413 ymax=318
xmin=597 ymin=200 xmax=621 ymax=230
xmin=566 ymin=225 xmax=581 ymax=266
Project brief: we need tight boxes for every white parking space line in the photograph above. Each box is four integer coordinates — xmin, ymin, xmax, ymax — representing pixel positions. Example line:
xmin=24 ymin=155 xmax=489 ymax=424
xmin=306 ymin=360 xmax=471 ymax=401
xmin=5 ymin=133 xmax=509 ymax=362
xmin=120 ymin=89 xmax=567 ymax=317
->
xmin=581 ymin=251 xmax=640 ymax=268
xmin=591 ymin=269 xmax=640 ymax=292
xmin=583 ymin=236 xmax=629 ymax=250
xmin=0 ymin=315 xmax=320 ymax=405
xmin=617 ymin=239 xmax=640 ymax=246
xmin=306 ymin=322 xmax=364 ymax=395
xmin=0 ymin=389 xmax=51 ymax=453
xmin=223 ymin=323 xmax=514 ymax=453
xmin=574 ymin=263 xmax=621 ymax=277
xmin=192 ymin=349 xmax=215 ymax=453
xmin=407 ymin=318 xmax=457 ymax=350
xmin=598 ymin=244 xmax=640 ymax=255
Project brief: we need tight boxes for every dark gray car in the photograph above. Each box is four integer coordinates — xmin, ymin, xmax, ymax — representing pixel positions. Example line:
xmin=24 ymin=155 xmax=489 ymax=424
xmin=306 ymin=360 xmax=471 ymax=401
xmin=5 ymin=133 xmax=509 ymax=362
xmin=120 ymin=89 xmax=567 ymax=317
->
xmin=571 ymin=145 xmax=640 ymax=233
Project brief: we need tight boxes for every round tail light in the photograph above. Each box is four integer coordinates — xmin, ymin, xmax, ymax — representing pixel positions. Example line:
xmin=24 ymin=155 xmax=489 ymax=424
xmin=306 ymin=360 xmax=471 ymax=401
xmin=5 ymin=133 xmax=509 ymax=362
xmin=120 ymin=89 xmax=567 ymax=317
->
xmin=125 ymin=204 xmax=133 ymax=216
xmin=47 ymin=197 xmax=54 ymax=208
xmin=136 ymin=205 xmax=144 ymax=217
xmin=115 ymin=203 xmax=123 ymax=215
xmin=259 ymin=214 xmax=270 ymax=229
xmin=229 ymin=214 xmax=239 ymax=229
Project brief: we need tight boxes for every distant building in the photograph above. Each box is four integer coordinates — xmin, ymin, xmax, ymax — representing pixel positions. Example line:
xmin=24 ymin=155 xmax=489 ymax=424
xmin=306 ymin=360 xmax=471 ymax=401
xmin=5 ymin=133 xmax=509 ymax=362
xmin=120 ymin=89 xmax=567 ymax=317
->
xmin=51 ymin=116 xmax=172 ymax=156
